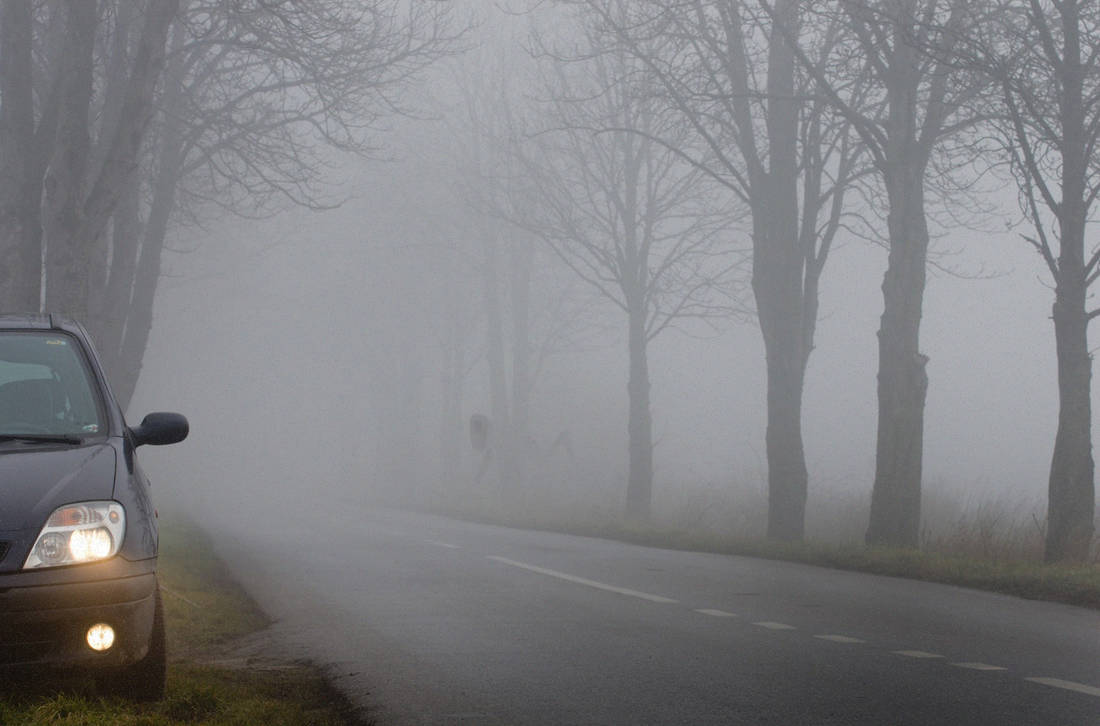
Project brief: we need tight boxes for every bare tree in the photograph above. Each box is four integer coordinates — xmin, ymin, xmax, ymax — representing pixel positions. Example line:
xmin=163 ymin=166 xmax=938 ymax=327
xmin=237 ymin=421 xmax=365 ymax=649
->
xmin=0 ymin=0 xmax=38 ymax=312
xmin=516 ymin=13 xmax=738 ymax=520
xmin=973 ymin=0 xmax=1100 ymax=561
xmin=766 ymin=0 xmax=992 ymax=547
xmin=0 ymin=0 xmax=180 ymax=322
xmin=96 ymin=0 xmax=466 ymax=408
xmin=0 ymin=1 xmax=464 ymax=408
xmin=448 ymin=32 xmax=603 ymax=506
xmin=582 ymin=0 xmax=860 ymax=539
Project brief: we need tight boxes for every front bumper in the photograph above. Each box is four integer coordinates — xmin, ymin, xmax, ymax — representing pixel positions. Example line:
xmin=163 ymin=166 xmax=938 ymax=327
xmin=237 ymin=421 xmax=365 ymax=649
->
xmin=0 ymin=557 xmax=156 ymax=670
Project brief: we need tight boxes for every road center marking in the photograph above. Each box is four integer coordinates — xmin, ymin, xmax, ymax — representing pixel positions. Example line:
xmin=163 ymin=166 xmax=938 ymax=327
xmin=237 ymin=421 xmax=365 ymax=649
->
xmin=753 ymin=621 xmax=796 ymax=630
xmin=1025 ymin=677 xmax=1100 ymax=697
xmin=952 ymin=662 xmax=1006 ymax=671
xmin=487 ymin=556 xmax=678 ymax=604
xmin=814 ymin=634 xmax=865 ymax=643
xmin=893 ymin=650 xmax=944 ymax=659
xmin=426 ymin=540 xmax=460 ymax=549
xmin=695 ymin=609 xmax=737 ymax=617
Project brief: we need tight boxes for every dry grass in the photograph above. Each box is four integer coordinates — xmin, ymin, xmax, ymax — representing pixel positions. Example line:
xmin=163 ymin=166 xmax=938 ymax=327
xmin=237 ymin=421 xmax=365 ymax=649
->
xmin=438 ymin=473 xmax=1100 ymax=608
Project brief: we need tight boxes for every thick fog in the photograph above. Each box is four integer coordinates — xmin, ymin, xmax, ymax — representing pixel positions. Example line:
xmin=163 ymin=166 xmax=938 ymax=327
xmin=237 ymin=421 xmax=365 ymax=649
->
xmin=129 ymin=3 xmax=1086 ymax=546
xmin=132 ymin=149 xmax=1062 ymax=540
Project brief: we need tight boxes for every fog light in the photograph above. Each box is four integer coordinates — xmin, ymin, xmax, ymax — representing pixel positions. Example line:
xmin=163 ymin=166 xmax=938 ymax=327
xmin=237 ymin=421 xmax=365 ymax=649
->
xmin=86 ymin=623 xmax=115 ymax=652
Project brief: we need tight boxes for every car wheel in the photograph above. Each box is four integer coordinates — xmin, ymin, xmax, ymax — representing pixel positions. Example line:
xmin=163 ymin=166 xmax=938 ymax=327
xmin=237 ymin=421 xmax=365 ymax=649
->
xmin=95 ymin=587 xmax=166 ymax=702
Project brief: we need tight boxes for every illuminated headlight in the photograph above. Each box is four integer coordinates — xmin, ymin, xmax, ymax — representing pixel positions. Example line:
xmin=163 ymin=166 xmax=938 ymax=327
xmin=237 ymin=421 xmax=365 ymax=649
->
xmin=23 ymin=502 xmax=125 ymax=569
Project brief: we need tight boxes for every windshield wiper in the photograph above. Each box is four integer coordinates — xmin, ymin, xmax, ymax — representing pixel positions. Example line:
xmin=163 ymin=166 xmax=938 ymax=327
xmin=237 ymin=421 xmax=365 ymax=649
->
xmin=0 ymin=434 xmax=84 ymax=445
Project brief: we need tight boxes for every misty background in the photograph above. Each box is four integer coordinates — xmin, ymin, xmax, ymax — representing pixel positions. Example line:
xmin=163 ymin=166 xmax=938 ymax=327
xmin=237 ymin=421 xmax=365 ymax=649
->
xmin=2 ymin=0 xmax=1090 ymax=553
xmin=133 ymin=96 xmax=1061 ymax=543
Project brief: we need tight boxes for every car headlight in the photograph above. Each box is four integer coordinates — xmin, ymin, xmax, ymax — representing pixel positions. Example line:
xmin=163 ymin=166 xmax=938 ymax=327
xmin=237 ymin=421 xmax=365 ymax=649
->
xmin=23 ymin=501 xmax=125 ymax=569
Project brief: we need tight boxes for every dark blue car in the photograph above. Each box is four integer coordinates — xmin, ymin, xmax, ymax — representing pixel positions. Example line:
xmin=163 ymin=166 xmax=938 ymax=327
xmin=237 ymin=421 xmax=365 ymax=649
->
xmin=0 ymin=314 xmax=187 ymax=700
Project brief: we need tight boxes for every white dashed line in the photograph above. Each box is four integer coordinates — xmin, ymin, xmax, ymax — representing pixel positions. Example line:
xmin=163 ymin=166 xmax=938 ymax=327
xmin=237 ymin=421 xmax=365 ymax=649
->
xmin=814 ymin=634 xmax=865 ymax=644
xmin=482 ymin=552 xmax=1093 ymax=703
xmin=486 ymin=556 xmax=679 ymax=604
xmin=425 ymin=540 xmax=459 ymax=549
xmin=952 ymin=662 xmax=1006 ymax=671
xmin=893 ymin=650 xmax=944 ymax=659
xmin=1025 ymin=677 xmax=1100 ymax=697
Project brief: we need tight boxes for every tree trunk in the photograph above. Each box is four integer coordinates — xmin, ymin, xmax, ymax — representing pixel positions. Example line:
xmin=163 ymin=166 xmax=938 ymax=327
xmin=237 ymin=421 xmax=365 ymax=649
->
xmin=625 ymin=305 xmax=653 ymax=522
xmin=757 ymin=0 xmax=807 ymax=541
xmin=0 ymin=0 xmax=39 ymax=312
xmin=76 ymin=0 xmax=178 ymax=251
xmin=42 ymin=0 xmax=97 ymax=319
xmin=86 ymin=0 xmax=138 ymax=347
xmin=96 ymin=176 xmax=142 ymax=388
xmin=43 ymin=0 xmax=177 ymax=323
xmin=758 ymin=289 xmax=809 ymax=541
xmin=509 ymin=236 xmax=533 ymax=492
xmin=866 ymin=170 xmax=929 ymax=548
xmin=755 ymin=207 xmax=809 ymax=541
xmin=112 ymin=17 xmax=186 ymax=413
xmin=113 ymin=142 xmax=180 ymax=412
xmin=482 ymin=229 xmax=518 ymax=497
xmin=1043 ymin=1 xmax=1095 ymax=562
xmin=1046 ymin=284 xmax=1095 ymax=561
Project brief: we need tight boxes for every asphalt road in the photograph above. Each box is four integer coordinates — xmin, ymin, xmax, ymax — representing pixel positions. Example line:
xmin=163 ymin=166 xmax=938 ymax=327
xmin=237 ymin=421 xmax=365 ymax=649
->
xmin=209 ymin=505 xmax=1100 ymax=725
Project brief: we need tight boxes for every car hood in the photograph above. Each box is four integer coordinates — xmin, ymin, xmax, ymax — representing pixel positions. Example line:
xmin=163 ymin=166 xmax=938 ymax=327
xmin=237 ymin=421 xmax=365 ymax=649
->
xmin=0 ymin=443 xmax=117 ymax=531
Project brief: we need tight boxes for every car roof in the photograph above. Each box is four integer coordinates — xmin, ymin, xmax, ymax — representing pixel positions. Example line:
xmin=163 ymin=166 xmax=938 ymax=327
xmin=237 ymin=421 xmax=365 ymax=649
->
xmin=0 ymin=313 xmax=85 ymax=334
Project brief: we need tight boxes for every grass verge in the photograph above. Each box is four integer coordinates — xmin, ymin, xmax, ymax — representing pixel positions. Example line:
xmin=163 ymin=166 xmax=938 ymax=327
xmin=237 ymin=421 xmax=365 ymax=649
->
xmin=0 ymin=516 xmax=367 ymax=726
xmin=442 ymin=507 xmax=1100 ymax=610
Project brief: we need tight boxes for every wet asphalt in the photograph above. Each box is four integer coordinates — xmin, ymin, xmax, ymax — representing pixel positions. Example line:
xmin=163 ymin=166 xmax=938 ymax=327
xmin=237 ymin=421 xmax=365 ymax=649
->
xmin=208 ymin=505 xmax=1100 ymax=725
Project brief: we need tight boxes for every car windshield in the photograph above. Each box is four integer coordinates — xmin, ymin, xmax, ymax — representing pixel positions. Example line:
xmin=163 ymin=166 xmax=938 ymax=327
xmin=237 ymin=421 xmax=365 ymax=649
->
xmin=0 ymin=332 xmax=104 ymax=438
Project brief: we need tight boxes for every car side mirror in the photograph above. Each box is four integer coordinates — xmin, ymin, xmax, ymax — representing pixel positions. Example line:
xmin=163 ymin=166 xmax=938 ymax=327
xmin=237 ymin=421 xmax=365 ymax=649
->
xmin=130 ymin=412 xmax=189 ymax=447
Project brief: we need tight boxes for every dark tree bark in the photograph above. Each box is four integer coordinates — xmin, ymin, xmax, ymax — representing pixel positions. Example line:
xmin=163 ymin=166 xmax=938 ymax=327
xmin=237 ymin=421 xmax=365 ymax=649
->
xmin=1041 ymin=2 xmax=1097 ymax=563
xmin=757 ymin=0 xmax=810 ymax=540
xmin=589 ymin=0 xmax=856 ymax=538
xmin=0 ymin=0 xmax=40 ymax=312
xmin=1048 ymin=280 xmax=1094 ymax=561
xmin=43 ymin=0 xmax=178 ymax=321
xmin=980 ymin=0 xmax=1099 ymax=561
xmin=866 ymin=165 xmax=930 ymax=546
xmin=625 ymin=303 xmax=654 ymax=521
xmin=772 ymin=0 xmax=984 ymax=547
xmin=41 ymin=0 xmax=97 ymax=319
xmin=97 ymin=175 xmax=142 ymax=386
xmin=110 ymin=12 xmax=188 ymax=411
xmin=113 ymin=106 xmax=184 ymax=411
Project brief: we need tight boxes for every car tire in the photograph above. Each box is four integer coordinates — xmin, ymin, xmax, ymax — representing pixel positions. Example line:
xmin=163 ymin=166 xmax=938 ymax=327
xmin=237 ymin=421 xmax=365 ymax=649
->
xmin=95 ymin=587 xmax=166 ymax=702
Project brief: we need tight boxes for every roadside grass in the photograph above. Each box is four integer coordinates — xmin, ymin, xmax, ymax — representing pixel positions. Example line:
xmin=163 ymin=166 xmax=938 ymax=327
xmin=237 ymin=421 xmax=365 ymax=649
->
xmin=156 ymin=519 xmax=268 ymax=655
xmin=438 ymin=496 xmax=1100 ymax=611
xmin=0 ymin=516 xmax=366 ymax=726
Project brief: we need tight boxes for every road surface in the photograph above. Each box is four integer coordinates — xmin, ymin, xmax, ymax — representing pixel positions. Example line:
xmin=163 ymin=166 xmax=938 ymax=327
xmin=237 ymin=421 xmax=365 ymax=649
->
xmin=208 ymin=505 xmax=1100 ymax=725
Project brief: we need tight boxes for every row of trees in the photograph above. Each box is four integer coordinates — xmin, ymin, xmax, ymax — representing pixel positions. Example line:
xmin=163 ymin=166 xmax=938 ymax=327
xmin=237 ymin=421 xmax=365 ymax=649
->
xmin=0 ymin=1 xmax=1092 ymax=562
xmin=0 ymin=0 xmax=463 ymax=405
xmin=453 ymin=0 xmax=1097 ymax=562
